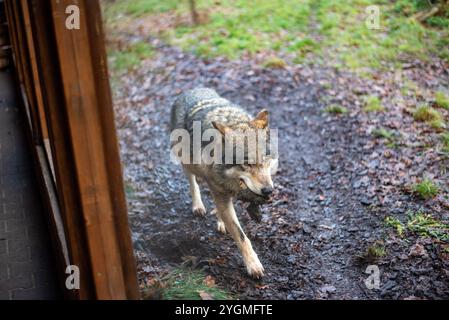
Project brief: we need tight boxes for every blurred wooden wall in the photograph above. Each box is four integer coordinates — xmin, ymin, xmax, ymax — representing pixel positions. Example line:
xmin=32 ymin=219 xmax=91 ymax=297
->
xmin=4 ymin=0 xmax=139 ymax=300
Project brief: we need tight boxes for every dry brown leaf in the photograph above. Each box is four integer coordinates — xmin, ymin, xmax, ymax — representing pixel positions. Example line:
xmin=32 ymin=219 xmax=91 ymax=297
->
xmin=255 ymin=284 xmax=269 ymax=290
xmin=198 ymin=290 xmax=214 ymax=300
xmin=204 ymin=275 xmax=216 ymax=287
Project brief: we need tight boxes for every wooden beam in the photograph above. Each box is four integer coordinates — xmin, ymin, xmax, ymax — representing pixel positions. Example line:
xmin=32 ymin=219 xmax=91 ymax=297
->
xmin=83 ymin=0 xmax=140 ymax=300
xmin=51 ymin=0 xmax=139 ymax=299
xmin=27 ymin=0 xmax=93 ymax=299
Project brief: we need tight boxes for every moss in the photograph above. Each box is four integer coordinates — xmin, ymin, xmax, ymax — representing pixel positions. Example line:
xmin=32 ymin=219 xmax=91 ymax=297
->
xmin=372 ymin=128 xmax=394 ymax=140
xmin=385 ymin=216 xmax=405 ymax=236
xmin=324 ymin=104 xmax=348 ymax=114
xmin=413 ymin=105 xmax=444 ymax=129
xmin=263 ymin=56 xmax=287 ymax=69
xmin=366 ymin=243 xmax=386 ymax=258
xmin=435 ymin=91 xmax=449 ymax=109
xmin=441 ymin=132 xmax=449 ymax=153
xmin=407 ymin=212 xmax=449 ymax=241
xmin=412 ymin=178 xmax=439 ymax=200
xmin=363 ymin=96 xmax=385 ymax=112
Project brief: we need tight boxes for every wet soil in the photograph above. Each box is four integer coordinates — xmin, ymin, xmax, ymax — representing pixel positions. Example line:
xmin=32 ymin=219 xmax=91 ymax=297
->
xmin=112 ymin=36 xmax=449 ymax=300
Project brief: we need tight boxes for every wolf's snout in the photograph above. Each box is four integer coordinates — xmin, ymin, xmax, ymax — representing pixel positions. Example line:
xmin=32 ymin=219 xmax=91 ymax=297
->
xmin=261 ymin=186 xmax=273 ymax=196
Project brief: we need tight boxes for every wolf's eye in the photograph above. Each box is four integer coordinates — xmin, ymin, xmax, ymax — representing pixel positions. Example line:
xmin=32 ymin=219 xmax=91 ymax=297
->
xmin=239 ymin=164 xmax=251 ymax=170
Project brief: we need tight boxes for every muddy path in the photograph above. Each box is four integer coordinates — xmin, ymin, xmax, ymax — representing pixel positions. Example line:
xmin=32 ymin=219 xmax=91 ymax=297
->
xmin=113 ymin=36 xmax=449 ymax=300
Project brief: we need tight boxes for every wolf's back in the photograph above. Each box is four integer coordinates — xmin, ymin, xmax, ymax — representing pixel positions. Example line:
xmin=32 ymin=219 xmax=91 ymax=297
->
xmin=170 ymin=87 xmax=221 ymax=131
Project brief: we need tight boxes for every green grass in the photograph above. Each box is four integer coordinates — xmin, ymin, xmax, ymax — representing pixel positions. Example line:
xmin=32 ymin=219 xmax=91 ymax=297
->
xmin=385 ymin=212 xmax=449 ymax=241
xmin=372 ymin=128 xmax=394 ymax=139
xmin=108 ymin=41 xmax=154 ymax=74
xmin=169 ymin=0 xmax=313 ymax=60
xmin=413 ymin=104 xmax=445 ymax=129
xmin=441 ymin=132 xmax=449 ymax=153
xmin=263 ymin=56 xmax=287 ymax=69
xmin=124 ymin=182 xmax=135 ymax=198
xmin=412 ymin=178 xmax=439 ymax=199
xmin=407 ymin=212 xmax=449 ymax=241
xmin=103 ymin=0 xmax=449 ymax=70
xmin=161 ymin=269 xmax=231 ymax=300
xmin=363 ymin=96 xmax=385 ymax=112
xmin=385 ymin=216 xmax=406 ymax=236
xmin=435 ymin=91 xmax=449 ymax=109
xmin=366 ymin=242 xmax=386 ymax=258
xmin=358 ymin=241 xmax=387 ymax=262
xmin=324 ymin=104 xmax=348 ymax=114
xmin=103 ymin=0 xmax=179 ymax=23
xmin=314 ymin=0 xmax=449 ymax=71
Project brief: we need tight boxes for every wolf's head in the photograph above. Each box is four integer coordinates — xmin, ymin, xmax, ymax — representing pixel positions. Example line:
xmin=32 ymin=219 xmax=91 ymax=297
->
xmin=212 ymin=110 xmax=278 ymax=197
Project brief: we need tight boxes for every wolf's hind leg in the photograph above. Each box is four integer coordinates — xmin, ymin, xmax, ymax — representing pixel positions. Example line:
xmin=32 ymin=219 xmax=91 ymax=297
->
xmin=184 ymin=169 xmax=206 ymax=216
xmin=212 ymin=194 xmax=264 ymax=278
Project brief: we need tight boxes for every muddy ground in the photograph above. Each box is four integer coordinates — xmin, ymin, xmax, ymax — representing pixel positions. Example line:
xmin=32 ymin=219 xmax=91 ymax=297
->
xmin=112 ymin=36 xmax=449 ymax=299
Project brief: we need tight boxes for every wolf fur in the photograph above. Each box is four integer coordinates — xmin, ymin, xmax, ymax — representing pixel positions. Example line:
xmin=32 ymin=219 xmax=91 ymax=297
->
xmin=171 ymin=88 xmax=277 ymax=278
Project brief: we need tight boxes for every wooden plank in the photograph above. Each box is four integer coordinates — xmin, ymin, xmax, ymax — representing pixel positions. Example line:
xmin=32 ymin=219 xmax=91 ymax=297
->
xmin=9 ymin=0 xmax=42 ymax=143
xmin=28 ymin=0 xmax=94 ymax=299
xmin=84 ymin=0 xmax=140 ymax=300
xmin=49 ymin=0 xmax=128 ymax=299
xmin=20 ymin=0 xmax=49 ymax=140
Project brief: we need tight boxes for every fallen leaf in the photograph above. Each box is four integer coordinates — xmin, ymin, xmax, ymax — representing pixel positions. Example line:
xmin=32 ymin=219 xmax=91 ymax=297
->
xmin=198 ymin=290 xmax=214 ymax=300
xmin=255 ymin=284 xmax=269 ymax=289
xmin=204 ymin=275 xmax=216 ymax=287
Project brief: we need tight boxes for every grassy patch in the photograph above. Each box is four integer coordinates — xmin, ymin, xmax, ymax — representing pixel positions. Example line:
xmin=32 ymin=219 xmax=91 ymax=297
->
xmin=366 ymin=242 xmax=386 ymax=258
xmin=441 ymin=132 xmax=449 ymax=153
xmin=413 ymin=104 xmax=445 ymax=129
xmin=324 ymin=104 xmax=348 ymax=114
xmin=435 ymin=91 xmax=449 ymax=109
xmin=314 ymin=0 xmax=449 ymax=71
xmin=103 ymin=0 xmax=449 ymax=70
xmin=108 ymin=41 xmax=154 ymax=74
xmin=372 ymin=128 xmax=400 ymax=148
xmin=363 ymin=96 xmax=385 ymax=112
xmin=407 ymin=212 xmax=449 ymax=241
xmin=103 ymin=0 xmax=179 ymax=23
xmin=168 ymin=0 xmax=313 ymax=60
xmin=263 ymin=56 xmax=287 ymax=69
xmin=357 ymin=241 xmax=387 ymax=262
xmin=385 ymin=216 xmax=406 ymax=236
xmin=412 ymin=178 xmax=439 ymax=199
xmin=161 ymin=269 xmax=231 ymax=300
xmin=124 ymin=182 xmax=135 ymax=198
xmin=372 ymin=128 xmax=394 ymax=140
xmin=385 ymin=212 xmax=449 ymax=241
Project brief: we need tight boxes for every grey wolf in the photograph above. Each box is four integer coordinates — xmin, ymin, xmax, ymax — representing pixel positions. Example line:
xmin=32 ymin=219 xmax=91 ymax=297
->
xmin=170 ymin=87 xmax=278 ymax=278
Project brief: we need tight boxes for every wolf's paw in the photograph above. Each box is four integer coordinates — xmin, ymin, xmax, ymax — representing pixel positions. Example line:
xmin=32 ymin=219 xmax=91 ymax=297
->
xmin=246 ymin=257 xmax=265 ymax=279
xmin=217 ymin=221 xmax=226 ymax=234
xmin=192 ymin=204 xmax=206 ymax=217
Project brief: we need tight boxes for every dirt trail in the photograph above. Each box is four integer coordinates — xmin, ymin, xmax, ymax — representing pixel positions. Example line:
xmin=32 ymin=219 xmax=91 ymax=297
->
xmin=113 ymin=36 xmax=449 ymax=299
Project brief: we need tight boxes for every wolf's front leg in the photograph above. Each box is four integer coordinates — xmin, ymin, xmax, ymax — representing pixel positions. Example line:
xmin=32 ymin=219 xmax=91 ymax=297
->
xmin=183 ymin=168 xmax=206 ymax=216
xmin=213 ymin=194 xmax=264 ymax=278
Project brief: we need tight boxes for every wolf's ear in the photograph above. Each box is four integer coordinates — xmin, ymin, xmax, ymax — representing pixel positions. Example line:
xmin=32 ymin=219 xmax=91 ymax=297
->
xmin=212 ymin=121 xmax=230 ymax=136
xmin=251 ymin=109 xmax=269 ymax=129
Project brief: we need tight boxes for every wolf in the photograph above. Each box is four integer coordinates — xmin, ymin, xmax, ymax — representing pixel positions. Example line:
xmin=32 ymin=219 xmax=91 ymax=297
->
xmin=170 ymin=88 xmax=278 ymax=278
